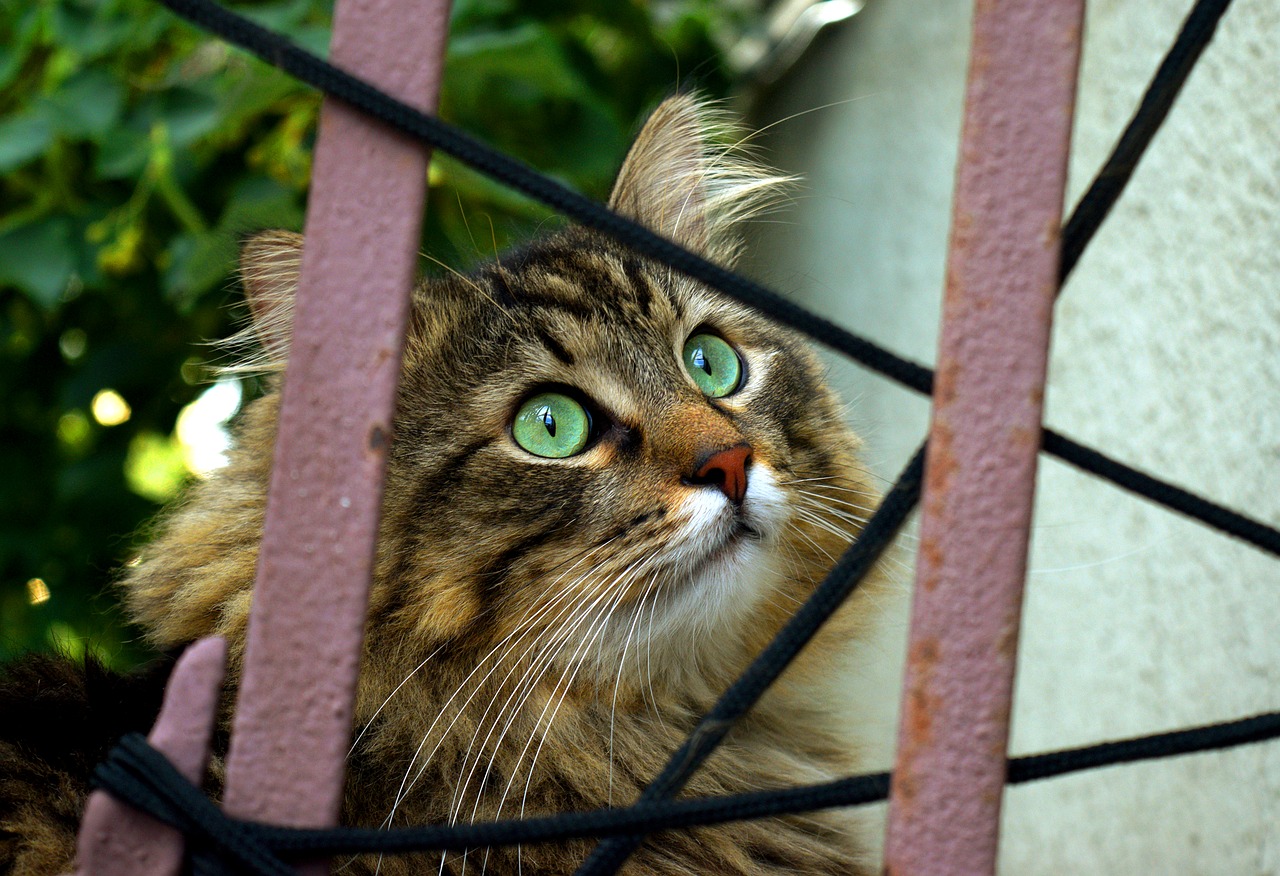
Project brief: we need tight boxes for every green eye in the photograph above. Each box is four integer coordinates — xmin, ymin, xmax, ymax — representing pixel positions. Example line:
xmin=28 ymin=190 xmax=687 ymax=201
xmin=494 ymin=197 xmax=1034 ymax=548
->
xmin=682 ymin=333 xmax=742 ymax=398
xmin=512 ymin=392 xmax=592 ymax=458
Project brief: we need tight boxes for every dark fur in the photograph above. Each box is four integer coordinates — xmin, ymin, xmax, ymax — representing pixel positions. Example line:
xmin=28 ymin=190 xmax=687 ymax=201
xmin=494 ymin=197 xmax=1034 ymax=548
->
xmin=0 ymin=654 xmax=172 ymax=873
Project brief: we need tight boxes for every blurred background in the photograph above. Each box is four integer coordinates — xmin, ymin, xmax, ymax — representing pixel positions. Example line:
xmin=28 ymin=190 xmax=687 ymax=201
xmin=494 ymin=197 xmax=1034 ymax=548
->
xmin=2 ymin=0 xmax=1277 ymax=872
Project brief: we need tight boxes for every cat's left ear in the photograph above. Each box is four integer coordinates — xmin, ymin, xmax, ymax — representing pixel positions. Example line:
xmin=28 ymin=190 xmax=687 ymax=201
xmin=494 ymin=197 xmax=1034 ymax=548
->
xmin=237 ymin=230 xmax=303 ymax=366
xmin=607 ymin=95 xmax=790 ymax=265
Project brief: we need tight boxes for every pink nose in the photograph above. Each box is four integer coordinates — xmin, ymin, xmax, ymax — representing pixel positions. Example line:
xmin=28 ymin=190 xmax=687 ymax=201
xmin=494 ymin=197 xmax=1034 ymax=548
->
xmin=689 ymin=444 xmax=753 ymax=504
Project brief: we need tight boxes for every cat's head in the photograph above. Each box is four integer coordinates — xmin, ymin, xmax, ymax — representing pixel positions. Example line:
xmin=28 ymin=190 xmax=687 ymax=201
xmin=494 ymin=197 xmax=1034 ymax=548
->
xmin=124 ymin=96 xmax=873 ymax=695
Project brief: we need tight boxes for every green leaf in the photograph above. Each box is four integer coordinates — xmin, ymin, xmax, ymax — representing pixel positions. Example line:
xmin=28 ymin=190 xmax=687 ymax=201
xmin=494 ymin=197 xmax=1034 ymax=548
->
xmin=98 ymin=84 xmax=222 ymax=178
xmin=0 ymin=3 xmax=41 ymax=91
xmin=449 ymin=0 xmax=518 ymax=31
xmin=448 ymin=23 xmax=593 ymax=103
xmin=95 ymin=122 xmax=150 ymax=179
xmin=442 ymin=22 xmax=628 ymax=187
xmin=237 ymin=0 xmax=318 ymax=33
xmin=151 ymin=87 xmax=222 ymax=149
xmin=162 ymin=231 xmax=234 ymax=309
xmin=0 ymin=218 xmax=76 ymax=310
xmin=50 ymin=1 xmax=136 ymax=59
xmin=291 ymin=23 xmax=331 ymax=57
xmin=162 ymin=176 xmax=305 ymax=305
xmin=211 ymin=64 xmax=306 ymax=134
xmin=219 ymin=176 xmax=305 ymax=233
xmin=434 ymin=155 xmax=549 ymax=219
xmin=0 ymin=108 xmax=53 ymax=172
xmin=46 ymin=69 xmax=126 ymax=139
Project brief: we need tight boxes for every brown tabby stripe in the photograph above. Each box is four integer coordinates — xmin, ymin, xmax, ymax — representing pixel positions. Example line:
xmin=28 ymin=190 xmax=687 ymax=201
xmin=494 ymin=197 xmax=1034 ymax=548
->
xmin=483 ymin=268 xmax=520 ymax=309
xmin=620 ymin=253 xmax=654 ymax=317
xmin=535 ymin=325 xmax=576 ymax=366
xmin=475 ymin=522 xmax=573 ymax=606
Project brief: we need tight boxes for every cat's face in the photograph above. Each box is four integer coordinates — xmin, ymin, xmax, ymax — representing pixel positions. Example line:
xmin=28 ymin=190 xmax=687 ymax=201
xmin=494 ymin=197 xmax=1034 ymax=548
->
xmin=211 ymin=97 xmax=868 ymax=693
xmin=367 ymin=231 xmax=858 ymax=682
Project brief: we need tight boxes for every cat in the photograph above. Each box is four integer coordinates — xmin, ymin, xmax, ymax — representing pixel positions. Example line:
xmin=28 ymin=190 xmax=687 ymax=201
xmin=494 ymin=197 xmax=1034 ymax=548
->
xmin=0 ymin=95 xmax=885 ymax=875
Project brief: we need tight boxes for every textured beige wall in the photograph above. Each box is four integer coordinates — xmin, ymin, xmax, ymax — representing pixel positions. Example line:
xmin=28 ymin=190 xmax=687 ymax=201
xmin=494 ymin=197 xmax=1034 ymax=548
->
xmin=749 ymin=0 xmax=1280 ymax=871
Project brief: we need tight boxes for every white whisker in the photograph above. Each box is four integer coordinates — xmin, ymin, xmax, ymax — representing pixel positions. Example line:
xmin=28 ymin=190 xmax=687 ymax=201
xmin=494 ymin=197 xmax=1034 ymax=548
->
xmin=351 ymin=642 xmax=449 ymax=757
xmin=608 ymin=568 xmax=657 ymax=806
xmin=385 ymin=538 xmax=623 ymax=829
xmin=457 ymin=548 xmax=663 ymax=869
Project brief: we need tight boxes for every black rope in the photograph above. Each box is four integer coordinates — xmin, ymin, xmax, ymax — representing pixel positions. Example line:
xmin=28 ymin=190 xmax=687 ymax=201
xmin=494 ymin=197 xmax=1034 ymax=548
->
xmin=1042 ymin=430 xmax=1280 ymax=556
xmin=153 ymin=0 xmax=1280 ymax=564
xmin=1059 ymin=0 xmax=1233 ymax=284
xmin=93 ymin=708 xmax=1280 ymax=868
xmin=1005 ymin=709 xmax=1280 ymax=784
xmin=92 ymin=736 xmax=295 ymax=876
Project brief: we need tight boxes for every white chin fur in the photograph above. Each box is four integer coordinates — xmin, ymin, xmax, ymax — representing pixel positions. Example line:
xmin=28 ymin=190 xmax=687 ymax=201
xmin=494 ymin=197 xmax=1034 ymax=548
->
xmin=662 ymin=463 xmax=788 ymax=629
xmin=589 ymin=465 xmax=791 ymax=679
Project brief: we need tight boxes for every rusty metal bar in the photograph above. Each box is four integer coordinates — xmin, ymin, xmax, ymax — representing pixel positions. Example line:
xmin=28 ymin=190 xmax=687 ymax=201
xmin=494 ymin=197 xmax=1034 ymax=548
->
xmin=883 ymin=2 xmax=1085 ymax=874
xmin=218 ymin=0 xmax=450 ymax=869
xmin=72 ymin=637 xmax=227 ymax=876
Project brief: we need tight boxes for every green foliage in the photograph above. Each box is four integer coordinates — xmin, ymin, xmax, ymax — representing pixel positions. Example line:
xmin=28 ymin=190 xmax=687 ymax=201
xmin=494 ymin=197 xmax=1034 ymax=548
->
xmin=0 ymin=0 xmax=755 ymax=668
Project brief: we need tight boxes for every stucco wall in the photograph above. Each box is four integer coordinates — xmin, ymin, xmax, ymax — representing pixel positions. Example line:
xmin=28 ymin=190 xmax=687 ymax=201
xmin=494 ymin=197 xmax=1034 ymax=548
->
xmin=748 ymin=0 xmax=1280 ymax=871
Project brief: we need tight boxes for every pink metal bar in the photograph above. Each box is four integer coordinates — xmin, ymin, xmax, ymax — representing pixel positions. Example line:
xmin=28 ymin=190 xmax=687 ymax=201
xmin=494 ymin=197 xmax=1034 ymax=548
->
xmin=72 ymin=638 xmax=227 ymax=876
xmin=883 ymin=2 xmax=1085 ymax=874
xmin=219 ymin=0 xmax=450 ymax=868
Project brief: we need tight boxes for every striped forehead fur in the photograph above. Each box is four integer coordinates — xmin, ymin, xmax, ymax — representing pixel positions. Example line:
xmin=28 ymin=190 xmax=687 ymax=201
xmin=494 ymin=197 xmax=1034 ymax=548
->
xmin=226 ymin=95 xmax=790 ymax=379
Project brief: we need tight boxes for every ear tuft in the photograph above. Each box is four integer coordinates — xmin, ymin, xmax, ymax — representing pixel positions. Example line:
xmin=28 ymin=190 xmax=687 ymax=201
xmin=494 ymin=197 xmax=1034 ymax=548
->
xmin=224 ymin=230 xmax=303 ymax=373
xmin=607 ymin=95 xmax=793 ymax=265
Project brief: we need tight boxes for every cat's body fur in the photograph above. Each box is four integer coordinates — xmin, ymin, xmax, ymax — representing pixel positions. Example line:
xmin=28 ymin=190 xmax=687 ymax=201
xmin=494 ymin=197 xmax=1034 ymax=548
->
xmin=1 ymin=96 xmax=883 ymax=874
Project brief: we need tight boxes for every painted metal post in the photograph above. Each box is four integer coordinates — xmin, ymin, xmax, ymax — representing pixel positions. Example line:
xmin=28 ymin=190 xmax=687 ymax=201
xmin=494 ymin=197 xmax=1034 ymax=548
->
xmin=72 ymin=638 xmax=227 ymax=876
xmin=72 ymin=4 xmax=449 ymax=871
xmin=216 ymin=0 xmax=451 ymax=871
xmin=883 ymin=2 xmax=1084 ymax=874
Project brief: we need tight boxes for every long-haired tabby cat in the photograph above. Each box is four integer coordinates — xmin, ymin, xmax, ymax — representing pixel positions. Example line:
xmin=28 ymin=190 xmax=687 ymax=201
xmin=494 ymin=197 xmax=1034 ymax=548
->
xmin=0 ymin=95 xmax=885 ymax=875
